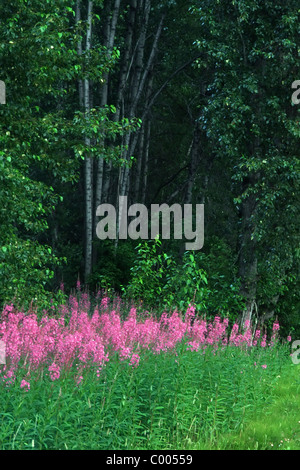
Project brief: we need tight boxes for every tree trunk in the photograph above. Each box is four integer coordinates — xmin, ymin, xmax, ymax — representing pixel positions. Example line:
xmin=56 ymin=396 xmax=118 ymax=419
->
xmin=184 ymin=122 xmax=201 ymax=206
xmin=238 ymin=175 xmax=258 ymax=327
xmin=141 ymin=119 xmax=151 ymax=205
xmin=118 ymin=12 xmax=165 ymax=205
xmin=76 ymin=0 xmax=84 ymax=109
xmin=114 ymin=7 xmax=165 ymax=248
xmin=101 ymin=0 xmax=138 ymax=208
xmin=94 ymin=0 xmax=122 ymax=213
xmin=134 ymin=123 xmax=145 ymax=201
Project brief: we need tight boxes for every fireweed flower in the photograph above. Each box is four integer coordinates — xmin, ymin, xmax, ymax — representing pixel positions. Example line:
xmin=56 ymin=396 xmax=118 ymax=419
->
xmin=0 ymin=300 xmax=282 ymax=387
xmin=261 ymin=364 xmax=267 ymax=369
xmin=229 ymin=323 xmax=239 ymax=345
xmin=48 ymin=362 xmax=61 ymax=381
xmin=100 ymin=297 xmax=109 ymax=309
xmin=185 ymin=304 xmax=196 ymax=335
xmin=2 ymin=368 xmax=16 ymax=387
xmin=269 ymin=321 xmax=280 ymax=347
xmin=261 ymin=334 xmax=267 ymax=348
xmin=20 ymin=379 xmax=30 ymax=391
xmin=76 ymin=375 xmax=83 ymax=385
xmin=119 ymin=347 xmax=132 ymax=360
xmin=186 ymin=341 xmax=201 ymax=352
xmin=129 ymin=353 xmax=140 ymax=368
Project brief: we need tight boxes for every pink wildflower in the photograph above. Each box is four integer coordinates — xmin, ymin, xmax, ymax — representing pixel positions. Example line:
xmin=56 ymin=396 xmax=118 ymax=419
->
xmin=48 ymin=362 xmax=60 ymax=381
xmin=119 ymin=347 xmax=132 ymax=360
xmin=101 ymin=297 xmax=109 ymax=308
xmin=129 ymin=353 xmax=140 ymax=368
xmin=76 ymin=375 xmax=83 ymax=385
xmin=261 ymin=334 xmax=267 ymax=348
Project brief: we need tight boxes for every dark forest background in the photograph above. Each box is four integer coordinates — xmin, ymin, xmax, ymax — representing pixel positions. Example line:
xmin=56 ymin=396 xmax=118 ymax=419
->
xmin=0 ymin=0 xmax=299 ymax=337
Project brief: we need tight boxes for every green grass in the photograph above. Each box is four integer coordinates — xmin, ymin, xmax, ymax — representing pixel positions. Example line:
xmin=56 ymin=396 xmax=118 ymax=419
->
xmin=0 ymin=340 xmax=296 ymax=450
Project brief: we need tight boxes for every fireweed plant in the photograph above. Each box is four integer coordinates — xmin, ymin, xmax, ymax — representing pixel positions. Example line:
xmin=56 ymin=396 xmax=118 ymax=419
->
xmin=0 ymin=290 xmax=294 ymax=450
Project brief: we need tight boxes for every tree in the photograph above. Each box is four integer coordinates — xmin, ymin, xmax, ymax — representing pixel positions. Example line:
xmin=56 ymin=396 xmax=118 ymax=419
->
xmin=191 ymin=0 xmax=299 ymax=323
xmin=0 ymin=0 xmax=138 ymax=303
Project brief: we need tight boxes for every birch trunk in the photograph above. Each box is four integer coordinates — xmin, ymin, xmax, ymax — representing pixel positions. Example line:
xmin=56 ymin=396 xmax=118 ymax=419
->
xmin=118 ymin=11 xmax=165 ymax=205
xmin=94 ymin=0 xmax=121 ymax=215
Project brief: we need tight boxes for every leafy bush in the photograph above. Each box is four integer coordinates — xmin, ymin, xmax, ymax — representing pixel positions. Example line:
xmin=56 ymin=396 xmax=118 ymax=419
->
xmin=123 ymin=238 xmax=245 ymax=319
xmin=162 ymin=251 xmax=209 ymax=313
xmin=0 ymin=236 xmax=63 ymax=309
xmin=88 ymin=240 xmax=136 ymax=293
xmin=122 ymin=238 xmax=170 ymax=307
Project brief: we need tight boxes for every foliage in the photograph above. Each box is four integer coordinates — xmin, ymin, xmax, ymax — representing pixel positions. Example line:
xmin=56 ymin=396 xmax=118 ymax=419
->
xmin=0 ymin=0 xmax=298 ymax=330
xmin=0 ymin=0 xmax=138 ymax=307
xmin=87 ymin=240 xmax=136 ymax=293
xmin=124 ymin=238 xmax=245 ymax=318
xmin=195 ymin=239 xmax=246 ymax=319
xmin=123 ymin=238 xmax=170 ymax=308
xmin=191 ymin=0 xmax=300 ymax=316
xmin=161 ymin=251 xmax=208 ymax=313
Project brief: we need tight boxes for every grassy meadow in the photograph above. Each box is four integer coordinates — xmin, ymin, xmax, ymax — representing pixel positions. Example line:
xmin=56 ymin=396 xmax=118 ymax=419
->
xmin=0 ymin=291 xmax=298 ymax=450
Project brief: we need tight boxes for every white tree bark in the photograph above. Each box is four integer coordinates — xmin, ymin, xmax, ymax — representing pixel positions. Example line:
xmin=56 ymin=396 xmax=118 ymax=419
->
xmin=94 ymin=0 xmax=122 ymax=217
xmin=75 ymin=0 xmax=84 ymax=109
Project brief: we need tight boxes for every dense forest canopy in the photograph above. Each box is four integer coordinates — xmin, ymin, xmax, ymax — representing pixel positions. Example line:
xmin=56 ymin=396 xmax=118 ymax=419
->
xmin=0 ymin=0 xmax=299 ymax=337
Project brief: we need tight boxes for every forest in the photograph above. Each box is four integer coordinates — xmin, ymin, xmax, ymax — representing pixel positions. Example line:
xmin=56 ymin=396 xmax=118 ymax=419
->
xmin=1 ymin=0 xmax=299 ymax=336
xmin=0 ymin=0 xmax=299 ymax=452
